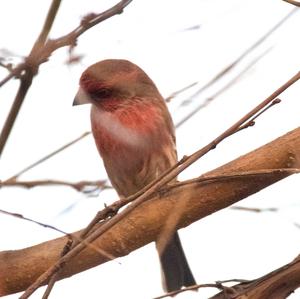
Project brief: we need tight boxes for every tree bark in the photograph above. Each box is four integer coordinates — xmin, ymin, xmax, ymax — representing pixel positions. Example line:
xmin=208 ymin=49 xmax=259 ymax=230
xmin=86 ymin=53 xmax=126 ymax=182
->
xmin=0 ymin=127 xmax=299 ymax=296
xmin=210 ymin=255 xmax=300 ymax=299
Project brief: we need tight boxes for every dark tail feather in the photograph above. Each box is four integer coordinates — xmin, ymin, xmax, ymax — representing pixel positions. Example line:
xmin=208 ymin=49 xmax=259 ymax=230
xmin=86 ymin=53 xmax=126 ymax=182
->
xmin=159 ymin=231 xmax=196 ymax=292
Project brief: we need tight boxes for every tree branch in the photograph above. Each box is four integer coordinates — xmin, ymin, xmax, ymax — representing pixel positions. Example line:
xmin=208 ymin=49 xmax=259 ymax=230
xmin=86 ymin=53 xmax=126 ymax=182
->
xmin=0 ymin=127 xmax=299 ymax=296
xmin=210 ymin=255 xmax=300 ymax=299
xmin=0 ymin=0 xmax=61 ymax=156
xmin=283 ymin=0 xmax=300 ymax=7
xmin=0 ymin=179 xmax=108 ymax=192
xmin=0 ymin=72 xmax=33 ymax=155
xmin=0 ymin=0 xmax=132 ymax=156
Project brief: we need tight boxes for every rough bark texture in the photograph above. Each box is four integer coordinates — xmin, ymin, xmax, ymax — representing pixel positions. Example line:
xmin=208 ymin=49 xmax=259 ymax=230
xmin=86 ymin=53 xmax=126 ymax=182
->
xmin=210 ymin=256 xmax=300 ymax=299
xmin=0 ymin=127 xmax=299 ymax=296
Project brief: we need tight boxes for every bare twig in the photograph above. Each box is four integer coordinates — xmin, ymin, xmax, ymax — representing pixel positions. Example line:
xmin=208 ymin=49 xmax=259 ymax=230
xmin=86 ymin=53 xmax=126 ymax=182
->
xmin=0 ymin=208 xmax=70 ymax=235
xmin=154 ymin=279 xmax=250 ymax=299
xmin=6 ymin=131 xmax=91 ymax=181
xmin=217 ymin=279 xmax=251 ymax=284
xmin=0 ymin=72 xmax=33 ymax=155
xmin=0 ymin=63 xmax=25 ymax=88
xmin=153 ymin=283 xmax=222 ymax=299
xmin=231 ymin=206 xmax=278 ymax=213
xmin=0 ymin=60 xmax=13 ymax=72
xmin=0 ymin=0 xmax=132 ymax=157
xmin=1 ymin=0 xmax=60 ymax=82
xmin=0 ymin=208 xmax=117 ymax=262
xmin=165 ymin=81 xmax=198 ymax=102
xmin=37 ymin=0 xmax=133 ymax=66
xmin=234 ymin=98 xmax=281 ymax=133
xmin=180 ymin=7 xmax=297 ymax=106
xmin=0 ymin=179 xmax=108 ymax=192
xmin=0 ymin=0 xmax=61 ymax=156
xmin=41 ymin=239 xmax=73 ymax=299
xmin=35 ymin=0 xmax=62 ymax=47
xmin=21 ymin=61 xmax=300 ymax=298
xmin=168 ymin=168 xmax=300 ymax=189
xmin=0 ymin=0 xmax=132 ymax=88
xmin=176 ymin=48 xmax=272 ymax=128
xmin=42 ymin=272 xmax=59 ymax=299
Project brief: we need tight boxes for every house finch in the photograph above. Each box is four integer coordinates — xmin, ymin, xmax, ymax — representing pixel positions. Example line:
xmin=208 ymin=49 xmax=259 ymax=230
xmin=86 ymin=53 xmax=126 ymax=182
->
xmin=74 ymin=59 xmax=196 ymax=292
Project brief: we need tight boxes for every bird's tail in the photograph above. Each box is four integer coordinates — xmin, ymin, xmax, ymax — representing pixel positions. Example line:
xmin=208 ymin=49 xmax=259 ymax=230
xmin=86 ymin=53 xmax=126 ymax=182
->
xmin=159 ymin=231 xmax=196 ymax=292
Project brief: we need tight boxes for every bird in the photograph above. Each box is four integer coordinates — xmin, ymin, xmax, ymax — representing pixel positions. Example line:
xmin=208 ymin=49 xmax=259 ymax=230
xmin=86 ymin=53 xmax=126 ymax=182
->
xmin=73 ymin=59 xmax=196 ymax=292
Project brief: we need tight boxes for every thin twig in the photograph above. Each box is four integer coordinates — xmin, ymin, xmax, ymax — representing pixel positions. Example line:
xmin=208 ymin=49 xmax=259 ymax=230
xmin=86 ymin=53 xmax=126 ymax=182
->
xmin=0 ymin=0 xmax=62 ymax=156
xmin=176 ymin=48 xmax=271 ymax=128
xmin=154 ymin=279 xmax=251 ymax=299
xmin=0 ymin=208 xmax=117 ymax=262
xmin=37 ymin=0 xmax=133 ymax=65
xmin=0 ymin=72 xmax=33 ymax=155
xmin=180 ymin=7 xmax=297 ymax=106
xmin=0 ymin=60 xmax=13 ymax=72
xmin=0 ymin=0 xmax=132 ymax=89
xmin=35 ymin=0 xmax=62 ymax=46
xmin=42 ymin=272 xmax=59 ymax=299
xmin=42 ymin=239 xmax=73 ymax=299
xmin=0 ymin=1 xmax=131 ymax=86
xmin=0 ymin=63 xmax=25 ymax=88
xmin=166 ymin=168 xmax=300 ymax=190
xmin=0 ymin=179 xmax=108 ymax=192
xmin=231 ymin=206 xmax=278 ymax=213
xmin=165 ymin=81 xmax=198 ymax=102
xmin=5 ymin=131 xmax=91 ymax=181
xmin=20 ymin=64 xmax=300 ymax=297
xmin=237 ymin=98 xmax=281 ymax=132
xmin=153 ymin=283 xmax=223 ymax=299
xmin=0 ymin=0 xmax=132 ymax=157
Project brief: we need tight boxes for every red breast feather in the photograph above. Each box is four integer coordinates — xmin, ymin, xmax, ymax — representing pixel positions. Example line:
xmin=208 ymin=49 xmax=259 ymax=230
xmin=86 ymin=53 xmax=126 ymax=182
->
xmin=90 ymin=98 xmax=177 ymax=197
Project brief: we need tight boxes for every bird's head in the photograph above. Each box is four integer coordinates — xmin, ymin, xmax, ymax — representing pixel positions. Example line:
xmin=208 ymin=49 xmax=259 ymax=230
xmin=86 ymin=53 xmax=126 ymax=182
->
xmin=73 ymin=59 xmax=160 ymax=111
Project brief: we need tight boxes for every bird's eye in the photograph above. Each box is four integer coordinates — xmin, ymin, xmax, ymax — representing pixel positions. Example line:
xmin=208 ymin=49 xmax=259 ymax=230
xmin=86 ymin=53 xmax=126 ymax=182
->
xmin=90 ymin=88 xmax=112 ymax=100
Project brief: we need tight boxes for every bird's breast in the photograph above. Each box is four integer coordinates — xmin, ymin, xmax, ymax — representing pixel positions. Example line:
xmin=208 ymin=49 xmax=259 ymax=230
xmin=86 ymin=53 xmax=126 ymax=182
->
xmin=90 ymin=104 xmax=176 ymax=196
xmin=91 ymin=106 xmax=153 ymax=154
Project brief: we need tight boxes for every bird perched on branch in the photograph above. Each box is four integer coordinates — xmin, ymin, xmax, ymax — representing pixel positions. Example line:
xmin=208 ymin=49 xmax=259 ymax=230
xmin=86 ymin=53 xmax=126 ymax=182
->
xmin=74 ymin=59 xmax=196 ymax=292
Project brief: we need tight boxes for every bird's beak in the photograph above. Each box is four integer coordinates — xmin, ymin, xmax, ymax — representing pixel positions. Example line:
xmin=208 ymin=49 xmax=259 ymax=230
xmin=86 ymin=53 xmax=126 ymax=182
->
xmin=73 ymin=87 xmax=91 ymax=106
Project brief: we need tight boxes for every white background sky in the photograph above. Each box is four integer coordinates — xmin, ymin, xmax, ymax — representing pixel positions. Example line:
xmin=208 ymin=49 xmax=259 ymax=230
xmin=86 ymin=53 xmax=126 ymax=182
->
xmin=0 ymin=0 xmax=300 ymax=298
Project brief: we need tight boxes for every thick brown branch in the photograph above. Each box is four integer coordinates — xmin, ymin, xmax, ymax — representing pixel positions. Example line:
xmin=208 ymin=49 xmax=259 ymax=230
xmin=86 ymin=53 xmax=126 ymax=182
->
xmin=210 ymin=255 xmax=300 ymax=299
xmin=0 ymin=127 xmax=299 ymax=296
xmin=283 ymin=0 xmax=300 ymax=7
